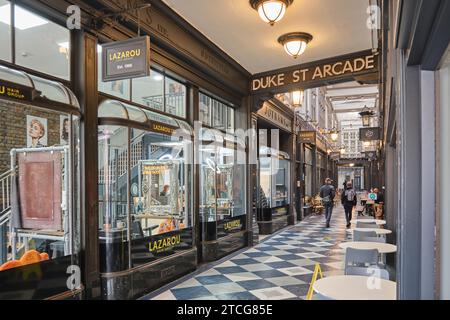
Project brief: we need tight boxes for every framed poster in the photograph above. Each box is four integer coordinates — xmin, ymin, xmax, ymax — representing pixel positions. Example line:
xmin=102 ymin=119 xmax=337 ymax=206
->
xmin=60 ymin=115 xmax=70 ymax=145
xmin=27 ymin=115 xmax=48 ymax=148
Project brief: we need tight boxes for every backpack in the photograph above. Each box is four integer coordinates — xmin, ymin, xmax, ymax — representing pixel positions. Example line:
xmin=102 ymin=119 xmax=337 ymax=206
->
xmin=346 ymin=189 xmax=356 ymax=202
xmin=321 ymin=186 xmax=333 ymax=204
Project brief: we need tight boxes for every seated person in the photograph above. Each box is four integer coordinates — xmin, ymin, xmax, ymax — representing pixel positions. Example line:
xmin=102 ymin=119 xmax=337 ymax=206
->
xmin=160 ymin=185 xmax=170 ymax=197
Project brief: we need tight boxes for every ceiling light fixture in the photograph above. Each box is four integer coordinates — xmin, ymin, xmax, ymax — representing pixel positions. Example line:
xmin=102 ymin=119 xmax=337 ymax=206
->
xmin=250 ymin=0 xmax=293 ymax=26
xmin=278 ymin=32 xmax=313 ymax=59
xmin=292 ymin=89 xmax=304 ymax=107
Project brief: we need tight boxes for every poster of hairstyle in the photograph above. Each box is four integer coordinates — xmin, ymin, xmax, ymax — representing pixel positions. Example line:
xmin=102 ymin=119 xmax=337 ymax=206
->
xmin=60 ymin=115 xmax=70 ymax=145
xmin=27 ymin=115 xmax=48 ymax=148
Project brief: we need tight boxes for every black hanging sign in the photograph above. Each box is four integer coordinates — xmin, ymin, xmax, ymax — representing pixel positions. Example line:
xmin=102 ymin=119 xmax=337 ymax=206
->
xmin=359 ymin=127 xmax=381 ymax=141
xmin=364 ymin=151 xmax=378 ymax=160
xmin=299 ymin=131 xmax=316 ymax=144
xmin=102 ymin=36 xmax=151 ymax=82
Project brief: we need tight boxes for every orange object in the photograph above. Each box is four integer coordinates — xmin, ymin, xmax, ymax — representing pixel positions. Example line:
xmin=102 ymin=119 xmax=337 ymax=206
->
xmin=39 ymin=252 xmax=50 ymax=261
xmin=0 ymin=260 xmax=23 ymax=271
xmin=20 ymin=250 xmax=42 ymax=266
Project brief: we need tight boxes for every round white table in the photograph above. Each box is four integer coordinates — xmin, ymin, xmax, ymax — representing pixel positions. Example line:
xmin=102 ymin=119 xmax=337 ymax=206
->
xmin=339 ymin=241 xmax=397 ymax=254
xmin=352 ymin=219 xmax=386 ymax=225
xmin=313 ymin=275 xmax=396 ymax=300
xmin=347 ymin=228 xmax=392 ymax=235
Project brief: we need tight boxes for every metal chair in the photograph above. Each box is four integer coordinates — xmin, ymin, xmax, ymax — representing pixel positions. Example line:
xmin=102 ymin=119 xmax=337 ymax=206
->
xmin=361 ymin=236 xmax=386 ymax=243
xmin=312 ymin=292 xmax=333 ymax=300
xmin=353 ymin=230 xmax=377 ymax=241
xmin=356 ymin=221 xmax=378 ymax=228
xmin=345 ymin=266 xmax=390 ymax=280
xmin=344 ymin=247 xmax=380 ymax=275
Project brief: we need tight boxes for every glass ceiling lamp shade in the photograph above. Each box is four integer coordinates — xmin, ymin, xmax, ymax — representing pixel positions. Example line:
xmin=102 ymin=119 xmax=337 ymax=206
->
xmin=278 ymin=32 xmax=313 ymax=59
xmin=250 ymin=0 xmax=293 ymax=26
xmin=292 ymin=90 xmax=304 ymax=107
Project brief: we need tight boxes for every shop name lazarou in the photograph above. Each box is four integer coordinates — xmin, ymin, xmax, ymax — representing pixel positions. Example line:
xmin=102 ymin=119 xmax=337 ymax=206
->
xmin=252 ymin=53 xmax=377 ymax=92
xmin=109 ymin=48 xmax=142 ymax=62
xmin=149 ymin=234 xmax=181 ymax=253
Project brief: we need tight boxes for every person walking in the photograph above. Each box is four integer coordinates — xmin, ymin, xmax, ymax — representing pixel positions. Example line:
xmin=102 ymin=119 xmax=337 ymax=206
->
xmin=341 ymin=181 xmax=357 ymax=228
xmin=320 ymin=178 xmax=336 ymax=228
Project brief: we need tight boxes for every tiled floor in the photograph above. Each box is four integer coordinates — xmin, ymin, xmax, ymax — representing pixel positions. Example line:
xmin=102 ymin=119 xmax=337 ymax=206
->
xmin=143 ymin=207 xmax=352 ymax=301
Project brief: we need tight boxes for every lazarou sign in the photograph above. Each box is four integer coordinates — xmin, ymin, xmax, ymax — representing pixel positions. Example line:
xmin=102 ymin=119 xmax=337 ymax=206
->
xmin=251 ymin=50 xmax=379 ymax=95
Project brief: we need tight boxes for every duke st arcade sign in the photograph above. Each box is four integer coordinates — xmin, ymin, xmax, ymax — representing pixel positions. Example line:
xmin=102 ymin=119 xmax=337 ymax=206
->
xmin=251 ymin=50 xmax=379 ymax=95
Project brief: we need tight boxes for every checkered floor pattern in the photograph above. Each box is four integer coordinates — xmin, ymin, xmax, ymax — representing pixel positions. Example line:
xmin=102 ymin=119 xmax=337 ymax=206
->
xmin=143 ymin=207 xmax=352 ymax=300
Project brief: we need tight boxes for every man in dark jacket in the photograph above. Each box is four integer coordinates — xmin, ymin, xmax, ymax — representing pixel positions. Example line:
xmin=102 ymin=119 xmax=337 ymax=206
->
xmin=320 ymin=178 xmax=336 ymax=228
xmin=341 ymin=182 xmax=357 ymax=228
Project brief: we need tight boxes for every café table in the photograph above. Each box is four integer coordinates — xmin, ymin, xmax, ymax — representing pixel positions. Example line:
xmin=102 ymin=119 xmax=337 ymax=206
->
xmin=313 ymin=275 xmax=396 ymax=300
xmin=347 ymin=228 xmax=392 ymax=235
xmin=352 ymin=219 xmax=386 ymax=225
xmin=339 ymin=241 xmax=397 ymax=265
xmin=339 ymin=241 xmax=397 ymax=254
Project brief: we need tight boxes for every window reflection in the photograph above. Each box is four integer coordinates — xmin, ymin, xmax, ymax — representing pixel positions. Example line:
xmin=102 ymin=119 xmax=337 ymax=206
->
xmin=0 ymin=0 xmax=11 ymax=62
xmin=14 ymin=4 xmax=70 ymax=80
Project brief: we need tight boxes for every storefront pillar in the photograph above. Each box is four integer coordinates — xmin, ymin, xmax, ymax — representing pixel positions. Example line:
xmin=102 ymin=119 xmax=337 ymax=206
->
xmin=72 ymin=31 xmax=101 ymax=299
xmin=312 ymin=146 xmax=318 ymax=195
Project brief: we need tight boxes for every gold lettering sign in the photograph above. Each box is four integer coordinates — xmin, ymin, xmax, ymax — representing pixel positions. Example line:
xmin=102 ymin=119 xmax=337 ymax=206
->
xmin=152 ymin=123 xmax=175 ymax=135
xmin=149 ymin=234 xmax=182 ymax=253
xmin=224 ymin=219 xmax=242 ymax=231
xmin=299 ymin=131 xmax=316 ymax=144
xmin=142 ymin=165 xmax=167 ymax=175
xmin=252 ymin=50 xmax=379 ymax=94
xmin=109 ymin=49 xmax=141 ymax=62
xmin=257 ymin=102 xmax=292 ymax=132
xmin=0 ymin=81 xmax=33 ymax=101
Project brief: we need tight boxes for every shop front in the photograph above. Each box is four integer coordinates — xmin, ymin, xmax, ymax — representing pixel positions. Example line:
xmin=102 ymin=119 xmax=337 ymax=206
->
xmin=0 ymin=66 xmax=82 ymax=300
xmin=198 ymin=92 xmax=248 ymax=262
xmin=255 ymin=101 xmax=295 ymax=235
xmin=97 ymin=99 xmax=196 ymax=300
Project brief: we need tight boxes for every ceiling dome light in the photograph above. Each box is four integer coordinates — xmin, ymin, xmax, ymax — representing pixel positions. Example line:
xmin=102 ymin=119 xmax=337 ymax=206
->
xmin=278 ymin=32 xmax=313 ymax=59
xmin=250 ymin=0 xmax=293 ymax=26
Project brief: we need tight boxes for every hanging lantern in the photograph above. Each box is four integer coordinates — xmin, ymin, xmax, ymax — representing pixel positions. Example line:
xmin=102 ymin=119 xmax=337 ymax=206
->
xmin=359 ymin=106 xmax=375 ymax=127
xmin=292 ymin=90 xmax=304 ymax=107
xmin=250 ymin=0 xmax=293 ymax=26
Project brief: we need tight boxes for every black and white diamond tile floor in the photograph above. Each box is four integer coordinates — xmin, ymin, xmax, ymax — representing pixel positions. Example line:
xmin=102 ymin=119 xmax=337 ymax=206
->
xmin=141 ymin=207 xmax=353 ymax=301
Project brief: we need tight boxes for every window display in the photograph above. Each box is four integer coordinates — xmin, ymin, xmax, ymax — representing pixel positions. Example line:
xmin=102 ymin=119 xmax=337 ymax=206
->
xmin=0 ymin=66 xmax=81 ymax=283
xmin=98 ymin=100 xmax=193 ymax=273
xmin=259 ymin=147 xmax=291 ymax=210
xmin=199 ymin=129 xmax=246 ymax=238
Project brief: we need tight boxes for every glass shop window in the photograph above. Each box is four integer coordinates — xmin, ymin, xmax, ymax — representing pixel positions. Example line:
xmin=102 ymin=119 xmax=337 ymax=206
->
xmin=97 ymin=45 xmax=131 ymax=100
xmin=165 ymin=76 xmax=186 ymax=118
xmin=13 ymin=4 xmax=70 ymax=80
xmin=0 ymin=0 xmax=11 ymax=62
xmin=199 ymin=93 xmax=212 ymax=127
xmin=199 ymin=92 xmax=235 ymax=132
xmin=98 ymin=102 xmax=194 ymax=271
xmin=132 ymin=71 xmax=165 ymax=113
xmin=0 ymin=102 xmax=80 ymax=272
xmin=199 ymin=130 xmax=246 ymax=235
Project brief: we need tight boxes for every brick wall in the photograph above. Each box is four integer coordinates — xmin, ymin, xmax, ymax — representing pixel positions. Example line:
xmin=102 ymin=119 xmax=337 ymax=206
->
xmin=0 ymin=101 xmax=63 ymax=175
